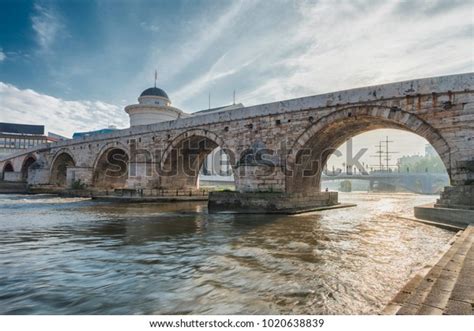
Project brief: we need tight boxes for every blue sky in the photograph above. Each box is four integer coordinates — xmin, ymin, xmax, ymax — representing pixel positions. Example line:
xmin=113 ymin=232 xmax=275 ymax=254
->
xmin=0 ymin=0 xmax=473 ymax=159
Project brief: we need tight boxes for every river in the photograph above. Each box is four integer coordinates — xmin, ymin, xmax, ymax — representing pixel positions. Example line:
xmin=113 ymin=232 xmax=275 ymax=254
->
xmin=0 ymin=192 xmax=452 ymax=314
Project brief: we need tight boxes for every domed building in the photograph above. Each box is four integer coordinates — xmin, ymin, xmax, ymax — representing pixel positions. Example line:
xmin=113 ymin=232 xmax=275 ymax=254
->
xmin=124 ymin=85 xmax=187 ymax=127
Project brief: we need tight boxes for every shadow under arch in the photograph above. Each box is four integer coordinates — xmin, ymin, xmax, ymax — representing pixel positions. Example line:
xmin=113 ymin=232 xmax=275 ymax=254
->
xmin=159 ymin=129 xmax=236 ymax=190
xmin=286 ymin=105 xmax=451 ymax=193
xmin=20 ymin=155 xmax=37 ymax=182
xmin=2 ymin=161 xmax=14 ymax=173
xmin=1 ymin=161 xmax=14 ymax=180
xmin=92 ymin=145 xmax=130 ymax=189
xmin=50 ymin=149 xmax=76 ymax=187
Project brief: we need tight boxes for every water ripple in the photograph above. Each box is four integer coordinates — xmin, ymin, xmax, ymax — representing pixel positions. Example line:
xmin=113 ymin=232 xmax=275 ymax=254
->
xmin=0 ymin=193 xmax=452 ymax=314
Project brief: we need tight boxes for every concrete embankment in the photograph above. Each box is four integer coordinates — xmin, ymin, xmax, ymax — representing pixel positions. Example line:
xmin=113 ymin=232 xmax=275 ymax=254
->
xmin=383 ymin=225 xmax=474 ymax=315
xmin=415 ymin=203 xmax=474 ymax=227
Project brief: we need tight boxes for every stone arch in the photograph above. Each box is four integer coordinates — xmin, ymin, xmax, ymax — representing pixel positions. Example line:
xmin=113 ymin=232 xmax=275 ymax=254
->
xmin=1 ymin=161 xmax=14 ymax=180
xmin=50 ymin=150 xmax=76 ymax=187
xmin=20 ymin=155 xmax=37 ymax=182
xmin=159 ymin=129 xmax=236 ymax=190
xmin=92 ymin=141 xmax=130 ymax=169
xmin=286 ymin=105 xmax=451 ymax=193
xmin=92 ymin=145 xmax=129 ymax=189
xmin=2 ymin=161 xmax=14 ymax=173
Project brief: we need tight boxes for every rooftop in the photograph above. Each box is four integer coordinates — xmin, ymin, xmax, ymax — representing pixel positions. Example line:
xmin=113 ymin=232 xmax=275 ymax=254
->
xmin=139 ymin=87 xmax=169 ymax=99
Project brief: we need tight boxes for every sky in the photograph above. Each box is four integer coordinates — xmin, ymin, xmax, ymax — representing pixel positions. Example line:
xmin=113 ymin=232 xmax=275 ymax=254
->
xmin=0 ymin=0 xmax=473 ymax=166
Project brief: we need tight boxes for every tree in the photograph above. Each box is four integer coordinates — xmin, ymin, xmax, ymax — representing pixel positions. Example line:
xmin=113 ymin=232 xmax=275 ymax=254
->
xmin=398 ymin=154 xmax=446 ymax=173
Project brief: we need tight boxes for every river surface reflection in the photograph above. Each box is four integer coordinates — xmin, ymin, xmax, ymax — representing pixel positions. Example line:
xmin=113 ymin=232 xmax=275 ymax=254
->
xmin=0 ymin=192 xmax=452 ymax=314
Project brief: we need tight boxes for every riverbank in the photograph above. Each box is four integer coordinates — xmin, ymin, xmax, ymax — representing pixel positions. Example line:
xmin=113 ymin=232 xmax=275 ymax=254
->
xmin=383 ymin=225 xmax=474 ymax=315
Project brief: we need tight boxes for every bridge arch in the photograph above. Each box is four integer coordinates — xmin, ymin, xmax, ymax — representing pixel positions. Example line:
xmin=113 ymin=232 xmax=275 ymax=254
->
xmin=50 ymin=150 xmax=76 ymax=187
xmin=20 ymin=155 xmax=37 ymax=182
xmin=92 ymin=144 xmax=130 ymax=189
xmin=2 ymin=161 xmax=14 ymax=173
xmin=160 ymin=129 xmax=235 ymax=190
xmin=286 ymin=105 xmax=452 ymax=193
xmin=1 ymin=161 xmax=14 ymax=180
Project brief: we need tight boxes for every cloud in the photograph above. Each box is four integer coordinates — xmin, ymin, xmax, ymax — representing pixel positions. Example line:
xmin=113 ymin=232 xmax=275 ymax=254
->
xmin=0 ymin=82 xmax=128 ymax=137
xmin=31 ymin=3 xmax=63 ymax=52
xmin=134 ymin=1 xmax=259 ymax=92
xmin=3 ymin=0 xmax=471 ymax=122
xmin=159 ymin=0 xmax=473 ymax=111
xmin=165 ymin=1 xmax=254 ymax=78
xmin=172 ymin=52 xmax=258 ymax=106
xmin=0 ymin=49 xmax=5 ymax=62
xmin=236 ymin=0 xmax=474 ymax=105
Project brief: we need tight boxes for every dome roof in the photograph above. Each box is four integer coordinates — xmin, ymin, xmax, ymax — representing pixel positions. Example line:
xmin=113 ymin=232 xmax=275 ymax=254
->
xmin=140 ymin=87 xmax=169 ymax=99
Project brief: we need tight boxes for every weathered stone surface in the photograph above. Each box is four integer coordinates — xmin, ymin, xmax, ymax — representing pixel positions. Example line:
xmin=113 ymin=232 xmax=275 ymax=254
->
xmin=417 ymin=305 xmax=444 ymax=315
xmin=444 ymin=299 xmax=473 ymax=315
xmin=208 ymin=191 xmax=341 ymax=214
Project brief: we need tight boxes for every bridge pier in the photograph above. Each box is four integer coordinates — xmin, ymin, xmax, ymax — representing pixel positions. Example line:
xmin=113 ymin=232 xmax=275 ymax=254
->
xmin=436 ymin=185 xmax=474 ymax=210
xmin=67 ymin=167 xmax=93 ymax=187
xmin=415 ymin=185 xmax=474 ymax=227
xmin=3 ymin=171 xmax=22 ymax=182
xmin=415 ymin=159 xmax=474 ymax=226
xmin=234 ymin=165 xmax=285 ymax=193
xmin=28 ymin=168 xmax=50 ymax=185
xmin=208 ymin=163 xmax=347 ymax=213
xmin=208 ymin=191 xmax=346 ymax=214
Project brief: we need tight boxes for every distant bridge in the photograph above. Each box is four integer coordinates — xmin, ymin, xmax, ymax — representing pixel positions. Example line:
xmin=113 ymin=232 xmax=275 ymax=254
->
xmin=321 ymin=172 xmax=449 ymax=194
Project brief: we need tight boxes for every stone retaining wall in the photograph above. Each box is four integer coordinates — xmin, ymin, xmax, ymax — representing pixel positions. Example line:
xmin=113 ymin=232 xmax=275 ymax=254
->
xmin=208 ymin=191 xmax=338 ymax=214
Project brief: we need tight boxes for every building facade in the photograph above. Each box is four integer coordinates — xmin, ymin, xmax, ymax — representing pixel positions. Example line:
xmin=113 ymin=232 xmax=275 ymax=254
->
xmin=0 ymin=123 xmax=69 ymax=158
xmin=0 ymin=123 xmax=49 ymax=158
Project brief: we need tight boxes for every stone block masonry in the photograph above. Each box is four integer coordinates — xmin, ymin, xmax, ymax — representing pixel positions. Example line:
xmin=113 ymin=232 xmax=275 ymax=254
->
xmin=208 ymin=191 xmax=345 ymax=214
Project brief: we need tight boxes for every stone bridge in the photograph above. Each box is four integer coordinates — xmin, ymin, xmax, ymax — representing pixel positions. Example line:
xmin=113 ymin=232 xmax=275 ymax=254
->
xmin=1 ymin=73 xmax=473 ymax=215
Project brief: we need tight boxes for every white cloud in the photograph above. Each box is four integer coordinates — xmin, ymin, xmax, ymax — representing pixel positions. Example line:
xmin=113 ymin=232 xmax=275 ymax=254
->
xmin=173 ymin=52 xmax=258 ymax=106
xmin=237 ymin=0 xmax=474 ymax=105
xmin=134 ymin=1 xmax=259 ymax=92
xmin=0 ymin=49 xmax=5 ymax=62
xmin=31 ymin=3 xmax=62 ymax=51
xmin=160 ymin=0 xmax=473 ymax=110
xmin=0 ymin=82 xmax=128 ymax=137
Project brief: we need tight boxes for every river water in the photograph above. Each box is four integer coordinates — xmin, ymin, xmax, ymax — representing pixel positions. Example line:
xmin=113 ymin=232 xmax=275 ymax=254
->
xmin=0 ymin=192 xmax=452 ymax=315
